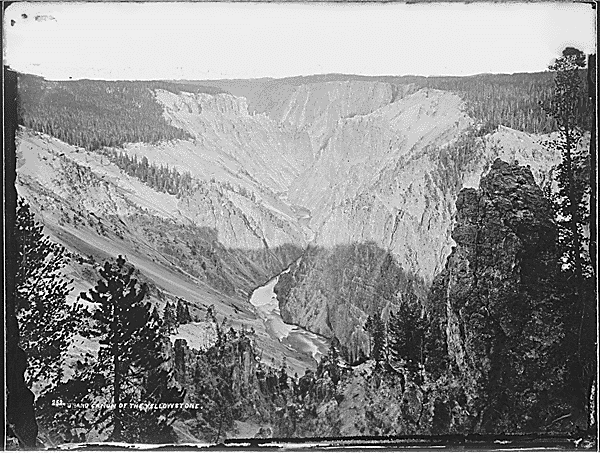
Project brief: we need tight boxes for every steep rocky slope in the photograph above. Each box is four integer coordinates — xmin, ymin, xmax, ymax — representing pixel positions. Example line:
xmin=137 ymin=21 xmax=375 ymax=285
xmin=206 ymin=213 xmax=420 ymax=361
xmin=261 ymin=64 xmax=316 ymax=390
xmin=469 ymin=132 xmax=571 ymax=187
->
xmin=16 ymin=75 xmax=570 ymax=405
xmin=269 ymin=86 xmax=561 ymax=354
xmin=153 ymin=89 xmax=313 ymax=195
xmin=15 ymin=128 xmax=315 ymax=376
xmin=273 ymin=160 xmax=582 ymax=437
xmin=275 ymin=243 xmax=424 ymax=362
xmin=427 ymin=159 xmax=578 ymax=432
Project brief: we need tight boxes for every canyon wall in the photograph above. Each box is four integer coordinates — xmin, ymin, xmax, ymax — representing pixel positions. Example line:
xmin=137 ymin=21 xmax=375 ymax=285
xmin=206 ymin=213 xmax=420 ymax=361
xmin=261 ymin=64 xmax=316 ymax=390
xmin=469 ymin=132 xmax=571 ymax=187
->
xmin=17 ymin=78 xmax=565 ymax=372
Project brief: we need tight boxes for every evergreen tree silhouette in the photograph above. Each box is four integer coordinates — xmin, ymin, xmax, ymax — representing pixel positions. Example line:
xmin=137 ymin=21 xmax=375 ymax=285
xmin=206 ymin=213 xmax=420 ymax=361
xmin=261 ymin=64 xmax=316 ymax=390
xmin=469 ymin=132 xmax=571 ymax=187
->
xmin=387 ymin=302 xmax=425 ymax=368
xmin=14 ymin=197 xmax=79 ymax=390
xmin=80 ymin=256 xmax=168 ymax=441
xmin=163 ymin=301 xmax=177 ymax=334
xmin=176 ymin=298 xmax=192 ymax=324
xmin=365 ymin=315 xmax=386 ymax=362
xmin=543 ymin=47 xmax=589 ymax=280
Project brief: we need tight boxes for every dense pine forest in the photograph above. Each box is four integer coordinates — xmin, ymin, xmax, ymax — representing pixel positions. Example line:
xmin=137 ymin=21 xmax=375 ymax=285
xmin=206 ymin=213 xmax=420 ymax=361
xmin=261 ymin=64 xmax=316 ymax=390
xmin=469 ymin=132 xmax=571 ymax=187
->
xmin=413 ymin=71 xmax=592 ymax=133
xmin=17 ymin=75 xmax=222 ymax=151
xmin=102 ymin=149 xmax=195 ymax=198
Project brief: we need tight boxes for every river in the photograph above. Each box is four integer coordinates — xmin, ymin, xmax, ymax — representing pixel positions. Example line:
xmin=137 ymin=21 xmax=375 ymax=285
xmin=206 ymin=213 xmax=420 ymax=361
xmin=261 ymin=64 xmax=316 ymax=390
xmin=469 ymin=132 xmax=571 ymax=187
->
xmin=249 ymin=267 xmax=330 ymax=373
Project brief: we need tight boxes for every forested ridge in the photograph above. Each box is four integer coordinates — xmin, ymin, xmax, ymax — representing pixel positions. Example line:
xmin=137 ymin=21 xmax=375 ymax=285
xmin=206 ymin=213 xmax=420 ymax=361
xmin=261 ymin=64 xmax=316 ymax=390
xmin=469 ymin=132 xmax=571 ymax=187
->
xmin=195 ymin=70 xmax=592 ymax=134
xmin=17 ymin=74 xmax=223 ymax=151
xmin=17 ymin=70 xmax=592 ymax=155
xmin=413 ymin=71 xmax=592 ymax=134
xmin=102 ymin=149 xmax=195 ymax=198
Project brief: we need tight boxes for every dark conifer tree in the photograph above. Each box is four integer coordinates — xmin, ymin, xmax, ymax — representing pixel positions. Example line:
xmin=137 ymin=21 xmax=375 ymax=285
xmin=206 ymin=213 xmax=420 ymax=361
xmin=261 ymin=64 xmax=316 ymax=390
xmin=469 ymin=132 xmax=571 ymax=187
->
xmin=14 ymin=197 xmax=79 ymax=390
xmin=543 ymin=48 xmax=597 ymax=429
xmin=279 ymin=359 xmax=289 ymax=391
xmin=163 ymin=301 xmax=177 ymax=334
xmin=543 ymin=47 xmax=589 ymax=279
xmin=365 ymin=315 xmax=386 ymax=362
xmin=79 ymin=256 xmax=166 ymax=441
xmin=176 ymin=298 xmax=192 ymax=324
xmin=324 ymin=337 xmax=343 ymax=385
xmin=387 ymin=302 xmax=426 ymax=368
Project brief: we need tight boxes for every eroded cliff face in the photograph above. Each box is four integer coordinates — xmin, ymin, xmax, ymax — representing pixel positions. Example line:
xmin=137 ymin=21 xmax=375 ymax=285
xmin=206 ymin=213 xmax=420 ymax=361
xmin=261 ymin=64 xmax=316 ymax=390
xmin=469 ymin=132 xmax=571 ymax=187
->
xmin=289 ymin=89 xmax=473 ymax=278
xmin=428 ymin=159 xmax=574 ymax=432
xmin=154 ymin=89 xmax=313 ymax=195
xmin=15 ymin=128 xmax=316 ymax=377
xmin=17 ymin=78 xmax=566 ymax=381
xmin=270 ymin=86 xmax=560 ymax=351
xmin=276 ymin=160 xmax=581 ymax=437
xmin=255 ymin=81 xmax=413 ymax=154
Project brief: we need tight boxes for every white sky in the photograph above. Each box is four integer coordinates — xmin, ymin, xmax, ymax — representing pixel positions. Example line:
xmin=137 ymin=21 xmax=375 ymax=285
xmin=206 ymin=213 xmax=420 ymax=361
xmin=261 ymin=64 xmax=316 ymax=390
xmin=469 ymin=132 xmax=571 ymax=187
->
xmin=3 ymin=2 xmax=597 ymax=81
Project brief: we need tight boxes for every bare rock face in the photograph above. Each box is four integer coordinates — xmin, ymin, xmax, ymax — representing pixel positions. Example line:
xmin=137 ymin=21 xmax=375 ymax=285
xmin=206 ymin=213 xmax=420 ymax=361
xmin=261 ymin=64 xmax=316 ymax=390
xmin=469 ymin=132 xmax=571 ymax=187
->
xmin=285 ymin=160 xmax=579 ymax=437
xmin=272 ymin=86 xmax=560 ymax=353
xmin=429 ymin=159 xmax=570 ymax=432
xmin=259 ymin=81 xmax=401 ymax=154
xmin=154 ymin=89 xmax=313 ymax=195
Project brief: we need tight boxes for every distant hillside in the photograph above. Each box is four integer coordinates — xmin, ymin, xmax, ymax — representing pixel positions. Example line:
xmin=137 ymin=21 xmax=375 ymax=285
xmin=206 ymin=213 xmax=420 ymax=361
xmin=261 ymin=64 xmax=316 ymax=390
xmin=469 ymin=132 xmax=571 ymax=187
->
xmin=17 ymin=75 xmax=224 ymax=151
xmin=18 ymin=71 xmax=591 ymax=152
xmin=179 ymin=71 xmax=591 ymax=134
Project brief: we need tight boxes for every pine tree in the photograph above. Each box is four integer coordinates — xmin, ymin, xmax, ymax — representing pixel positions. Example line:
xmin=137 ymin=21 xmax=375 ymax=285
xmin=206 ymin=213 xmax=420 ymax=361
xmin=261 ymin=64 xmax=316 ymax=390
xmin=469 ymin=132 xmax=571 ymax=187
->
xmin=278 ymin=358 xmax=289 ymax=391
xmin=365 ymin=314 xmax=386 ymax=362
xmin=176 ymin=298 xmax=192 ymax=324
xmin=79 ymin=256 xmax=166 ymax=441
xmin=543 ymin=47 xmax=590 ymax=279
xmin=324 ymin=337 xmax=343 ymax=385
xmin=387 ymin=302 xmax=426 ymax=368
xmin=123 ymin=307 xmax=185 ymax=443
xmin=163 ymin=301 xmax=177 ymax=334
xmin=14 ymin=197 xmax=79 ymax=391
xmin=387 ymin=311 xmax=404 ymax=364
xmin=543 ymin=51 xmax=596 ymax=429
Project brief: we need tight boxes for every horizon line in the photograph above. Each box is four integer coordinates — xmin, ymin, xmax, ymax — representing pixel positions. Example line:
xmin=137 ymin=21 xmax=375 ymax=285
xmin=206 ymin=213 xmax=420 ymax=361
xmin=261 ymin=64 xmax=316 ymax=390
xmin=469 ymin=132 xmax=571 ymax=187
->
xmin=11 ymin=67 xmax=574 ymax=83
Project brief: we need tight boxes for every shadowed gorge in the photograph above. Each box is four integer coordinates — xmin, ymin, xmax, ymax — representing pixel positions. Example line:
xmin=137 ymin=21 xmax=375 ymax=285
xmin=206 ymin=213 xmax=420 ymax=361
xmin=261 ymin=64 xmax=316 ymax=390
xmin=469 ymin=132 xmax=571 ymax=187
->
xmin=275 ymin=243 xmax=426 ymax=363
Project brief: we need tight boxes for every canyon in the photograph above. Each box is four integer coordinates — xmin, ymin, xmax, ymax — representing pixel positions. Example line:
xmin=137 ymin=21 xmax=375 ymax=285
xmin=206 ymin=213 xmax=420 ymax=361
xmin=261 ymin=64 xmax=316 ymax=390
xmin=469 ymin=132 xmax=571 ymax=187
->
xmin=16 ymin=77 xmax=565 ymax=369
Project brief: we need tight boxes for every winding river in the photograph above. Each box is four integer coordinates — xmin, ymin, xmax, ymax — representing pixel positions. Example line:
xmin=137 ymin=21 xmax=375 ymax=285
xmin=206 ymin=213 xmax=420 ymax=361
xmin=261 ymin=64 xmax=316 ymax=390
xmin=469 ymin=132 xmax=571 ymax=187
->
xmin=249 ymin=267 xmax=330 ymax=370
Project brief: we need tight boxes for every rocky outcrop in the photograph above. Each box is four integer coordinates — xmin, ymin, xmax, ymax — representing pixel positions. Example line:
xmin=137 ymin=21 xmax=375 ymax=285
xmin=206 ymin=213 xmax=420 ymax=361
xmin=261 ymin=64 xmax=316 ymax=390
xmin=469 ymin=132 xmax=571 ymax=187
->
xmin=428 ymin=159 xmax=572 ymax=432
xmin=171 ymin=332 xmax=273 ymax=442
xmin=279 ymin=160 xmax=580 ymax=437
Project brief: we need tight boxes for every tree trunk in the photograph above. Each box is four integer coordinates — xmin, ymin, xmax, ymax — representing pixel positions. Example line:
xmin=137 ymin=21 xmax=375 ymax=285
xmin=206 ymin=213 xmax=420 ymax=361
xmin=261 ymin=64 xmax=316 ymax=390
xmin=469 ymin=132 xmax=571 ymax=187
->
xmin=112 ymin=306 xmax=122 ymax=441
xmin=215 ymin=406 xmax=224 ymax=444
xmin=587 ymin=54 xmax=596 ymax=275
xmin=563 ymin=123 xmax=583 ymax=281
xmin=4 ymin=67 xmax=39 ymax=449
